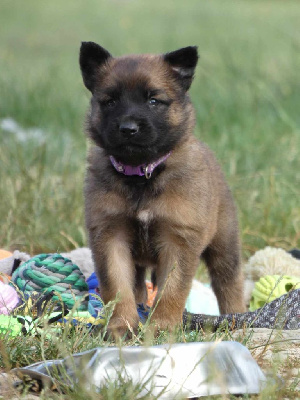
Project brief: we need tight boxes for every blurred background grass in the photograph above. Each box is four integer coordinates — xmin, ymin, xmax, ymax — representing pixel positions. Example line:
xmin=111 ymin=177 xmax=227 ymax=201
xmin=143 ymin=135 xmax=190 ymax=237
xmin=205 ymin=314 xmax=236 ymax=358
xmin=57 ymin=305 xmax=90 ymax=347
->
xmin=0 ymin=0 xmax=299 ymax=257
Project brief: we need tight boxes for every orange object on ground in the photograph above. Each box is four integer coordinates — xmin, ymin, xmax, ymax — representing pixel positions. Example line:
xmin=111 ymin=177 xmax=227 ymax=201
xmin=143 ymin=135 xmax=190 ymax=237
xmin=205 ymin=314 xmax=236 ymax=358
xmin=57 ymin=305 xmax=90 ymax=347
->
xmin=0 ymin=250 xmax=13 ymax=283
xmin=0 ymin=273 xmax=11 ymax=283
xmin=0 ymin=249 xmax=12 ymax=260
xmin=146 ymin=281 xmax=157 ymax=307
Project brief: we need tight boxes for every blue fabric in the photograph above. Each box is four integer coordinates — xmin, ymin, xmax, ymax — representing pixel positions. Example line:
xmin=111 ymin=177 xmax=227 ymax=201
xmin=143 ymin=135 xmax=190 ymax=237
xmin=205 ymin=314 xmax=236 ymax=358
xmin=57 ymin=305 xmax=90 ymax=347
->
xmin=86 ymin=273 xmax=149 ymax=321
xmin=86 ymin=273 xmax=103 ymax=317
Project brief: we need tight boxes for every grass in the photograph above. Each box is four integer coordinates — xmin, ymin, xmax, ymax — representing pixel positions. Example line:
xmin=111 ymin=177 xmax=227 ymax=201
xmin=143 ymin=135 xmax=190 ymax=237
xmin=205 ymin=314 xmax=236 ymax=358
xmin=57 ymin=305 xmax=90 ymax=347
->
xmin=0 ymin=0 xmax=299 ymax=255
xmin=0 ymin=0 xmax=299 ymax=398
xmin=1 ymin=302 xmax=298 ymax=399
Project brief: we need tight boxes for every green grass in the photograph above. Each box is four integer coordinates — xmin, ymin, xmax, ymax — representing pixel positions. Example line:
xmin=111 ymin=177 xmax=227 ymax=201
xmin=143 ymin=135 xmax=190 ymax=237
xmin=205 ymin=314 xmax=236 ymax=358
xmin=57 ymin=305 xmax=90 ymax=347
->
xmin=0 ymin=0 xmax=299 ymax=255
xmin=1 ymin=301 xmax=298 ymax=399
xmin=0 ymin=0 xmax=299 ymax=398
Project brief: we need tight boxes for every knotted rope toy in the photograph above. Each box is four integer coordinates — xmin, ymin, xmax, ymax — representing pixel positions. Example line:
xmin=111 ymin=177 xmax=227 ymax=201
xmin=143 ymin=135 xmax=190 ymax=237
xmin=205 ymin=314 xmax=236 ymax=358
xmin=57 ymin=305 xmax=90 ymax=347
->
xmin=10 ymin=254 xmax=89 ymax=311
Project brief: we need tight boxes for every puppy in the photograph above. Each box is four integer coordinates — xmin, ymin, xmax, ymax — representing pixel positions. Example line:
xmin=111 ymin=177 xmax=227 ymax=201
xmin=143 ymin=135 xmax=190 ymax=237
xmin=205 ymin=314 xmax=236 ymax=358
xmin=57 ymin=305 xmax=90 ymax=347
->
xmin=79 ymin=42 xmax=246 ymax=336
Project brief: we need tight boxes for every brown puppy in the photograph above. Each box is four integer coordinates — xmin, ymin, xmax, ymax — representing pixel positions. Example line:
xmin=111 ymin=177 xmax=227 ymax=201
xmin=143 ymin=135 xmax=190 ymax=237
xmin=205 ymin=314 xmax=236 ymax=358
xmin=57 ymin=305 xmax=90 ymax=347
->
xmin=79 ymin=42 xmax=246 ymax=336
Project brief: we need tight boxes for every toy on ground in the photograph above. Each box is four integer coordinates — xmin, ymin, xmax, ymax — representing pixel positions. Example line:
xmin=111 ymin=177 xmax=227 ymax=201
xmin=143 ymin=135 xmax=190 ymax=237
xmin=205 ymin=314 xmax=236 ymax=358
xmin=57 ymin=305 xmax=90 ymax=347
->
xmin=250 ymin=274 xmax=300 ymax=311
xmin=61 ymin=247 xmax=95 ymax=279
xmin=0 ymin=249 xmax=14 ymax=282
xmin=10 ymin=254 xmax=89 ymax=311
xmin=183 ymin=288 xmax=300 ymax=331
xmin=1 ymin=248 xmax=299 ymax=335
xmin=145 ymin=279 xmax=219 ymax=315
xmin=0 ymin=272 xmax=11 ymax=284
xmin=0 ymin=314 xmax=32 ymax=337
xmin=82 ymin=267 xmax=300 ymax=331
xmin=0 ymin=250 xmax=30 ymax=276
xmin=85 ymin=272 xmax=105 ymax=322
xmin=0 ymin=249 xmax=12 ymax=260
xmin=185 ymin=280 xmax=219 ymax=315
xmin=60 ymin=311 xmax=105 ymax=327
xmin=0 ymin=289 xmax=105 ymax=338
xmin=245 ymin=246 xmax=300 ymax=281
xmin=145 ymin=281 xmax=157 ymax=307
xmin=0 ymin=281 xmax=19 ymax=314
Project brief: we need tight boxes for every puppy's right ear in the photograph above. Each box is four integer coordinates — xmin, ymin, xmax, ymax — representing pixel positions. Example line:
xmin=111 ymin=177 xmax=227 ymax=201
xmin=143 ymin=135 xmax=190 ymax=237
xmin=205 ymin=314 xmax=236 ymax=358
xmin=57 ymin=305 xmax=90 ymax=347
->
xmin=79 ymin=42 xmax=112 ymax=92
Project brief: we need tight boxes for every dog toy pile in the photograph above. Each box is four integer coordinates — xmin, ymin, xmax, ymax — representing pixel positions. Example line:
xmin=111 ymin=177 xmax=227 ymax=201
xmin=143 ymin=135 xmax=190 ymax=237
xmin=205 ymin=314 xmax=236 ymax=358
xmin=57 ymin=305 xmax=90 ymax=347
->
xmin=10 ymin=253 xmax=89 ymax=310
xmin=0 ymin=246 xmax=299 ymax=335
xmin=0 ymin=252 xmax=106 ymax=337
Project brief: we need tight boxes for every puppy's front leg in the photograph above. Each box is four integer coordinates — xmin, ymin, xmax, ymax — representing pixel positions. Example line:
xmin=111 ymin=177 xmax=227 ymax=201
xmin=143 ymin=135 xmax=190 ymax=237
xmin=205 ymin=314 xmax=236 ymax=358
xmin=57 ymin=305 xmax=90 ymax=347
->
xmin=91 ymin=230 xmax=139 ymax=337
xmin=151 ymin=244 xmax=199 ymax=331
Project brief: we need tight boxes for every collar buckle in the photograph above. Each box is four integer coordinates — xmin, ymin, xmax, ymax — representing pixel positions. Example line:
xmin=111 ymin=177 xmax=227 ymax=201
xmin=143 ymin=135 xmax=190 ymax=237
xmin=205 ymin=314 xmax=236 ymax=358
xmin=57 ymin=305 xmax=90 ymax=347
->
xmin=144 ymin=165 xmax=152 ymax=179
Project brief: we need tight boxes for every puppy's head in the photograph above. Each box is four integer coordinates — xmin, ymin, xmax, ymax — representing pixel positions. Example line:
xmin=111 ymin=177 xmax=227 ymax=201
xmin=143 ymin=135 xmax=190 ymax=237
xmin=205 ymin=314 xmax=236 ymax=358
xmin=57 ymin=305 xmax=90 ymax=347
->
xmin=80 ymin=42 xmax=198 ymax=165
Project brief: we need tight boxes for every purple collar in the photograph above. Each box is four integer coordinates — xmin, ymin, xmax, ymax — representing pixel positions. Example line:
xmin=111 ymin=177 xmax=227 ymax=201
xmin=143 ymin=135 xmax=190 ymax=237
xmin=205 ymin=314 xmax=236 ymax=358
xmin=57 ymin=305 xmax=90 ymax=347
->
xmin=109 ymin=152 xmax=171 ymax=179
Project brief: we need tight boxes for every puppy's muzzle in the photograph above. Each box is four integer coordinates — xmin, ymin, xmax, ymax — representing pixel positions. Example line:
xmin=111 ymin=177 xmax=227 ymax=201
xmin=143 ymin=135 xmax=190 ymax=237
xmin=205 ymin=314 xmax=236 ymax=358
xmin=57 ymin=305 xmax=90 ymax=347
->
xmin=119 ymin=120 xmax=139 ymax=138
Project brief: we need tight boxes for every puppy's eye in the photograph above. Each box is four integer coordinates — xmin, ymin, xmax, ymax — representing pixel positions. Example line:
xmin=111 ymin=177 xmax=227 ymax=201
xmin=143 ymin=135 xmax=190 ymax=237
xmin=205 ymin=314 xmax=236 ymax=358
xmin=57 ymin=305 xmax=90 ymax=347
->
xmin=100 ymin=98 xmax=117 ymax=108
xmin=105 ymin=99 xmax=116 ymax=108
xmin=149 ymin=98 xmax=159 ymax=106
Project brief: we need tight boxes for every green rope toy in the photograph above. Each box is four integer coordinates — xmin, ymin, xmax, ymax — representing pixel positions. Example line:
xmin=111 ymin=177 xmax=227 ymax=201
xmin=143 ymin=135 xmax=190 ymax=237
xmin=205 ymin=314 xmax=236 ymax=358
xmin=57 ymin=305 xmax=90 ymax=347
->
xmin=10 ymin=254 xmax=89 ymax=310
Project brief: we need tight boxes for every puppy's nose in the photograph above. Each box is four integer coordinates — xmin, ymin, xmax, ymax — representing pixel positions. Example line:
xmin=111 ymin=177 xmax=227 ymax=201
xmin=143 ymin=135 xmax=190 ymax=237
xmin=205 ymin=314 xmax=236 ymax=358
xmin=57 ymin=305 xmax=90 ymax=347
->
xmin=119 ymin=121 xmax=139 ymax=138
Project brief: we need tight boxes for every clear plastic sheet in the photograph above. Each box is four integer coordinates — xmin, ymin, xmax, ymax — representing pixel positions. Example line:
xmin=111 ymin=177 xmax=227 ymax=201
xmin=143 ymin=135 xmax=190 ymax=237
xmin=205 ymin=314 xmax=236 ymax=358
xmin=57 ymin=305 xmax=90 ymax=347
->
xmin=14 ymin=341 xmax=267 ymax=398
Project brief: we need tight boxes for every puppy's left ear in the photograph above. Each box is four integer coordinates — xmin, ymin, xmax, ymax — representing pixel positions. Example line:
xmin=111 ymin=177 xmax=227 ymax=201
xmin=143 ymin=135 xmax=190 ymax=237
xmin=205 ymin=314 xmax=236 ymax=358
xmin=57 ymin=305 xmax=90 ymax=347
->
xmin=163 ymin=46 xmax=198 ymax=91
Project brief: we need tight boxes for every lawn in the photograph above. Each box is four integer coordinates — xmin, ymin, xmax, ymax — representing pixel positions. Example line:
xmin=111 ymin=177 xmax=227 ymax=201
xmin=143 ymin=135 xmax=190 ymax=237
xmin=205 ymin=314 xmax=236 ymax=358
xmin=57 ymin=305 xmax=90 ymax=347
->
xmin=0 ymin=0 xmax=299 ymax=398
xmin=1 ymin=0 xmax=299 ymax=256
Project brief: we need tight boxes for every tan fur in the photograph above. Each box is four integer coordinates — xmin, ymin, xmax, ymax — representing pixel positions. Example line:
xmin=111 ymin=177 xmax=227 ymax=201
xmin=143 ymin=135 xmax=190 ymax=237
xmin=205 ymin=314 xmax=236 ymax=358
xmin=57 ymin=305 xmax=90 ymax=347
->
xmin=83 ymin=49 xmax=246 ymax=337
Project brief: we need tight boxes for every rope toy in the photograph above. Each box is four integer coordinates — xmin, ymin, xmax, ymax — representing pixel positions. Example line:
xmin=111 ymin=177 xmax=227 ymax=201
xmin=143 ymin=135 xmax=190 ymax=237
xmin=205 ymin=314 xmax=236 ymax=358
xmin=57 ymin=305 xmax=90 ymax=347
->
xmin=10 ymin=254 xmax=89 ymax=310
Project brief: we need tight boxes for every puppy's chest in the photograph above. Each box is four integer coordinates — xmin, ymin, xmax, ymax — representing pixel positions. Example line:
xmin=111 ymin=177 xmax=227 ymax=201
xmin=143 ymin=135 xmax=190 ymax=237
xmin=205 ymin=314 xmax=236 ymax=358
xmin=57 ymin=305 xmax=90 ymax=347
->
xmin=131 ymin=209 xmax=157 ymax=263
xmin=137 ymin=209 xmax=152 ymax=225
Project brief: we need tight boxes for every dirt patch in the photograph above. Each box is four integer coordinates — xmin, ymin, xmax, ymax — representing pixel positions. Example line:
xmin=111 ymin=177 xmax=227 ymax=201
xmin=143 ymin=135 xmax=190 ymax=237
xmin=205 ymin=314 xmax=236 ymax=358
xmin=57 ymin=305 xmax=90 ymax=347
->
xmin=233 ymin=328 xmax=300 ymax=392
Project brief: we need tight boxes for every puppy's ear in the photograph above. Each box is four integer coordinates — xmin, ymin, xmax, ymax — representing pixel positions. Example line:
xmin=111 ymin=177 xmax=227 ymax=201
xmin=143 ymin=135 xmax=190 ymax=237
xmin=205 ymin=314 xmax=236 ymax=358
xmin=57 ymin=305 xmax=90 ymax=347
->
xmin=163 ymin=46 xmax=198 ymax=91
xmin=79 ymin=42 xmax=112 ymax=92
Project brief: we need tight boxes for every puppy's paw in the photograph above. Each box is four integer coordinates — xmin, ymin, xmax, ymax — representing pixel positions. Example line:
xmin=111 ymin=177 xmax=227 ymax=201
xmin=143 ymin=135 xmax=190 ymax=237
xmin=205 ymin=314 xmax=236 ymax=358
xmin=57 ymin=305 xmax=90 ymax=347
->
xmin=106 ymin=315 xmax=139 ymax=340
xmin=148 ymin=313 xmax=182 ymax=337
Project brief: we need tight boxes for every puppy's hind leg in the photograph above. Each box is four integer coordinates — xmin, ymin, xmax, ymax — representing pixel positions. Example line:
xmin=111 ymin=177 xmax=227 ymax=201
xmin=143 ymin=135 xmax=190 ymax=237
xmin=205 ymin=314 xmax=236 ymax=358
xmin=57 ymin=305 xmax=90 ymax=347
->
xmin=202 ymin=224 xmax=246 ymax=315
